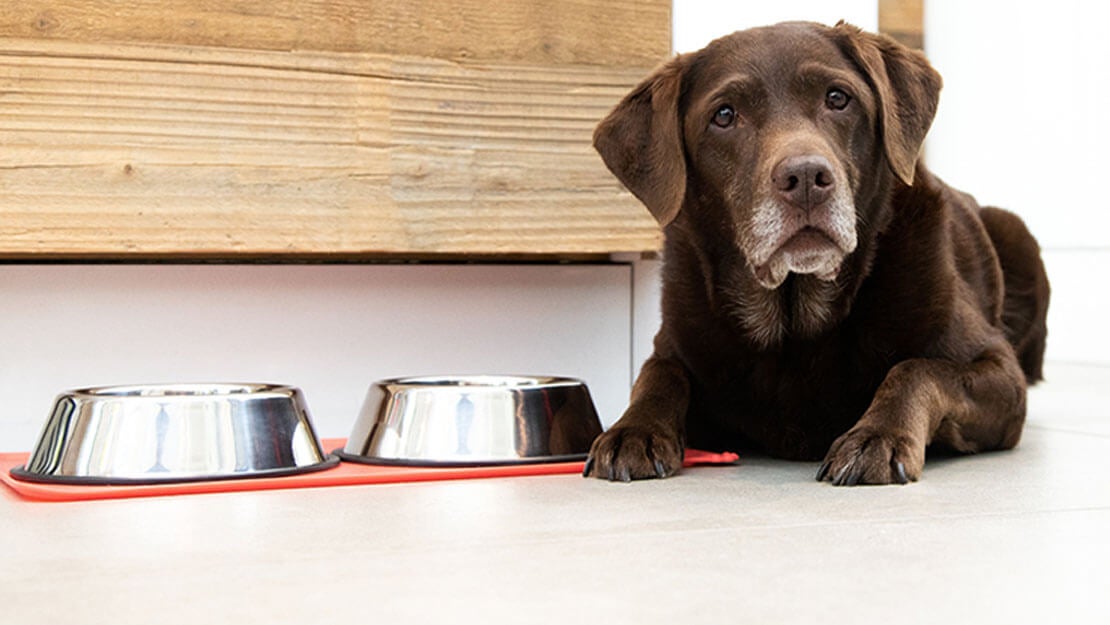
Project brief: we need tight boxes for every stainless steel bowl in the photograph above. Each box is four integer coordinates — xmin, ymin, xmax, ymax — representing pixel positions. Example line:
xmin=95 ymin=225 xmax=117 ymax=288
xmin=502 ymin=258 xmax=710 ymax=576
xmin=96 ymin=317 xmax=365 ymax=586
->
xmin=11 ymin=383 xmax=338 ymax=485
xmin=338 ymin=375 xmax=603 ymax=466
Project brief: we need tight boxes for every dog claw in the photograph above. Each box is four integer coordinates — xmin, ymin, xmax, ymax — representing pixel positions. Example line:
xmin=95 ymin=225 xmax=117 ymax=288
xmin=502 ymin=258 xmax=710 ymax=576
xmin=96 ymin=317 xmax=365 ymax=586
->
xmin=582 ymin=456 xmax=595 ymax=478
xmin=832 ymin=463 xmax=864 ymax=486
xmin=894 ymin=461 xmax=909 ymax=485
xmin=825 ymin=459 xmax=910 ymax=486
xmin=654 ymin=460 xmax=667 ymax=479
xmin=815 ymin=461 xmax=831 ymax=481
xmin=618 ymin=466 xmax=632 ymax=483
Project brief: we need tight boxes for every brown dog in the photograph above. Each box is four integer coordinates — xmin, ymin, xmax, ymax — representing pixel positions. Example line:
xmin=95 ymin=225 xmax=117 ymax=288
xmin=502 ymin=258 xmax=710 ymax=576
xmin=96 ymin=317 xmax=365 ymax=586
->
xmin=584 ymin=22 xmax=1050 ymax=485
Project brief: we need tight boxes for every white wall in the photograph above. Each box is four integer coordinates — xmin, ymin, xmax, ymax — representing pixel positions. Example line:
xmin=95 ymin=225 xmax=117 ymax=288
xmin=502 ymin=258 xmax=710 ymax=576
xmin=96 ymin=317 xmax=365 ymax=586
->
xmin=0 ymin=265 xmax=632 ymax=451
xmin=925 ymin=1 xmax=1110 ymax=365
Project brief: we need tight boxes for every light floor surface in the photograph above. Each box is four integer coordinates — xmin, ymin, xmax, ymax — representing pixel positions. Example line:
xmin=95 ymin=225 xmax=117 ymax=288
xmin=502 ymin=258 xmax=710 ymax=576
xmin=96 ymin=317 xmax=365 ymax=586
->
xmin=1 ymin=363 xmax=1107 ymax=624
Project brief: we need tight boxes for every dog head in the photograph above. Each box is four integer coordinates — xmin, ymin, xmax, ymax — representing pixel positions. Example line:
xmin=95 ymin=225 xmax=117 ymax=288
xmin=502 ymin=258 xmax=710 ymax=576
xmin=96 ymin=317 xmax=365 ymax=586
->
xmin=594 ymin=22 xmax=941 ymax=290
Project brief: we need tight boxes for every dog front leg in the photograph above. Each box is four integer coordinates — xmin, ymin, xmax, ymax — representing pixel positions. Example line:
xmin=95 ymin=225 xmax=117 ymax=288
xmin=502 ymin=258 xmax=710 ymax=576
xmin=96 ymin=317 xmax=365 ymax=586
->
xmin=817 ymin=340 xmax=1027 ymax=486
xmin=583 ymin=354 xmax=690 ymax=482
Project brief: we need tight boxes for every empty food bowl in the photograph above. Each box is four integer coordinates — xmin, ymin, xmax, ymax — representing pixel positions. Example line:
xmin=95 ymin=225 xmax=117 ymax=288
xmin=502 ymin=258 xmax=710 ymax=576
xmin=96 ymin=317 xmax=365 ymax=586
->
xmin=337 ymin=375 xmax=603 ymax=466
xmin=11 ymin=383 xmax=338 ymax=485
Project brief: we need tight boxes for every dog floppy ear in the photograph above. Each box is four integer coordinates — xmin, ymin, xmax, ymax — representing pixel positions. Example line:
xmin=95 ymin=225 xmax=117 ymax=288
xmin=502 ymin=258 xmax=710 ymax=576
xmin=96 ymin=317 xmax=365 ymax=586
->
xmin=833 ymin=23 xmax=942 ymax=186
xmin=593 ymin=55 xmax=689 ymax=226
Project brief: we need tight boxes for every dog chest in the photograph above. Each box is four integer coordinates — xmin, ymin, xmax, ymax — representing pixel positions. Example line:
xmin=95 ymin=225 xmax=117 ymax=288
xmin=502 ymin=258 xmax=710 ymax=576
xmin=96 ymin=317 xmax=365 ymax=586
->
xmin=681 ymin=335 xmax=888 ymax=459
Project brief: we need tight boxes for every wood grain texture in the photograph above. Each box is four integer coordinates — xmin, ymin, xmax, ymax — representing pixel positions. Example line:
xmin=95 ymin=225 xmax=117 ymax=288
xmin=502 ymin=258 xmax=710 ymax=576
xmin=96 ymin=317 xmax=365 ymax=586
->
xmin=879 ymin=0 xmax=924 ymax=49
xmin=0 ymin=38 xmax=663 ymax=258
xmin=1 ymin=0 xmax=670 ymax=67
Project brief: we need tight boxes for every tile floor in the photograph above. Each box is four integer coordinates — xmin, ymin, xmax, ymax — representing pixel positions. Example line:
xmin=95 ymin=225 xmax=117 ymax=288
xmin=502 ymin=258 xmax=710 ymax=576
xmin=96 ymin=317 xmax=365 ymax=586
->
xmin=1 ymin=362 xmax=1106 ymax=624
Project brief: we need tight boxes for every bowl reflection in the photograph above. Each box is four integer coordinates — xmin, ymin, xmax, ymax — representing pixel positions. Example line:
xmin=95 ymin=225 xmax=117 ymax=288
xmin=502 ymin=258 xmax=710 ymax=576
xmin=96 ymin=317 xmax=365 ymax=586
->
xmin=339 ymin=375 xmax=603 ymax=466
xmin=12 ymin=383 xmax=337 ymax=485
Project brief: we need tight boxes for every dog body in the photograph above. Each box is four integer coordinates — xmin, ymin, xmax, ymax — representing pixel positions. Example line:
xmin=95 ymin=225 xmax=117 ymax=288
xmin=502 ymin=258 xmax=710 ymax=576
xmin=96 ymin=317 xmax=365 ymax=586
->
xmin=585 ymin=22 xmax=1050 ymax=485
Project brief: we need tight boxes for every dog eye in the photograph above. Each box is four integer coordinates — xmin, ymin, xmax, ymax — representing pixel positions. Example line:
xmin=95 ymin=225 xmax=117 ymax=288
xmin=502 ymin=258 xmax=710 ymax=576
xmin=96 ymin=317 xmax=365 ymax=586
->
xmin=711 ymin=105 xmax=736 ymax=128
xmin=825 ymin=89 xmax=851 ymax=110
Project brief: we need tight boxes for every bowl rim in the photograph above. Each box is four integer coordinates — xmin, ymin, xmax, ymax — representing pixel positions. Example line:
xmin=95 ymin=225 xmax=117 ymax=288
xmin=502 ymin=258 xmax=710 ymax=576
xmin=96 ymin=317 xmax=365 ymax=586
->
xmin=377 ymin=374 xmax=587 ymax=389
xmin=63 ymin=382 xmax=298 ymax=400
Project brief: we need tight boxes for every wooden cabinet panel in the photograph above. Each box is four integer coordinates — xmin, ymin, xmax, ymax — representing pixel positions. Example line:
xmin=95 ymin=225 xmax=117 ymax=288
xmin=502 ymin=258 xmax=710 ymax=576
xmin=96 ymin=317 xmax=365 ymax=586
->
xmin=879 ymin=0 xmax=923 ymax=49
xmin=2 ymin=1 xmax=669 ymax=66
xmin=0 ymin=2 xmax=669 ymax=258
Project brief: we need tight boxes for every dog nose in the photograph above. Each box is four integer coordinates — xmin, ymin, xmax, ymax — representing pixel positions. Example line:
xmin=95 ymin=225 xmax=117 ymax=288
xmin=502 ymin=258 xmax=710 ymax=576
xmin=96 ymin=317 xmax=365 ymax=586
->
xmin=772 ymin=155 xmax=835 ymax=211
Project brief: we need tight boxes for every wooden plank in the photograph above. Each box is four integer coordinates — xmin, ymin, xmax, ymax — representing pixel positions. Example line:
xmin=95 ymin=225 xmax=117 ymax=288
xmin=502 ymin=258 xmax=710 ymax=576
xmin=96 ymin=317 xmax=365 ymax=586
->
xmin=0 ymin=38 xmax=661 ymax=258
xmin=879 ymin=0 xmax=924 ymax=49
xmin=1 ymin=0 xmax=671 ymax=67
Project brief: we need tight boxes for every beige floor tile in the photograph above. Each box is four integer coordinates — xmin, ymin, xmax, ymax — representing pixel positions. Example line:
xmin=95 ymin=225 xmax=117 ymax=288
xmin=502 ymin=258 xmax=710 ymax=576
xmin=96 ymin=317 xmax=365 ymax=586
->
xmin=2 ymin=363 xmax=1107 ymax=624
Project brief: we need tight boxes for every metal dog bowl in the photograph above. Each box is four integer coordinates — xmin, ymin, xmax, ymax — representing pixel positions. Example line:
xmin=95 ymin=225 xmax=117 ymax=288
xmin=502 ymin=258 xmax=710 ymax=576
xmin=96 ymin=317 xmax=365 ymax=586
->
xmin=11 ymin=383 xmax=338 ymax=485
xmin=337 ymin=375 xmax=603 ymax=466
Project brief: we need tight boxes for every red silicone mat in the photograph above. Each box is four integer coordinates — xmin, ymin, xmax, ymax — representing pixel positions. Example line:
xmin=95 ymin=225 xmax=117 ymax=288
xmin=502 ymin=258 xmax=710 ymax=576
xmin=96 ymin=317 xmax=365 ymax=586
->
xmin=0 ymin=438 xmax=739 ymax=502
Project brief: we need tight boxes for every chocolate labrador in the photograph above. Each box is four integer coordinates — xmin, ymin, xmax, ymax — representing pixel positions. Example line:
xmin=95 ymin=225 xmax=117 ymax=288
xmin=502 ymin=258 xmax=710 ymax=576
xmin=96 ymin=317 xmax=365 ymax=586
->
xmin=583 ymin=21 xmax=1050 ymax=485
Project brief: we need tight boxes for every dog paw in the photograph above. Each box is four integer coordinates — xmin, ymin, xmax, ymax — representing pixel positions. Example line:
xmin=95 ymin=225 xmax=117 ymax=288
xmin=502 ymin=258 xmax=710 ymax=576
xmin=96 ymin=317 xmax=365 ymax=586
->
xmin=583 ymin=425 xmax=683 ymax=482
xmin=816 ymin=426 xmax=923 ymax=486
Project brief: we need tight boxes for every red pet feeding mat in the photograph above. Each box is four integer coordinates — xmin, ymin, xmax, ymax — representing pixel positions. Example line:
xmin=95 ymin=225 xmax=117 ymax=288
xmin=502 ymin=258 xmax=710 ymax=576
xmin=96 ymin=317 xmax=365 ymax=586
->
xmin=0 ymin=438 xmax=739 ymax=502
